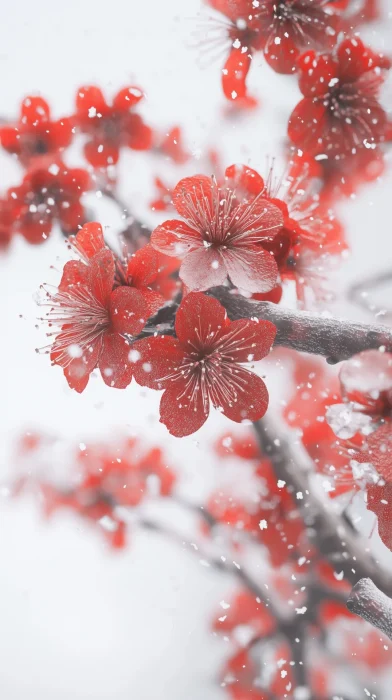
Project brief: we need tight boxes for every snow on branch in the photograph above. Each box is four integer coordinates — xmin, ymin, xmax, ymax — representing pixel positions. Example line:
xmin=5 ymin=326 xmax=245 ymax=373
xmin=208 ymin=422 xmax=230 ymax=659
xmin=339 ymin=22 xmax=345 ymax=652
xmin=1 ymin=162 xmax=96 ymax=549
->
xmin=347 ymin=578 xmax=392 ymax=641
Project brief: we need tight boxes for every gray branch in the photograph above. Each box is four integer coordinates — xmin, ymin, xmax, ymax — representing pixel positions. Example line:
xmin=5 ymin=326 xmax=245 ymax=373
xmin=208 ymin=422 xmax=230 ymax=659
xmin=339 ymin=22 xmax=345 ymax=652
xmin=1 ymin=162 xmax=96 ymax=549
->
xmin=142 ymin=287 xmax=392 ymax=364
xmin=347 ymin=578 xmax=392 ymax=641
xmin=253 ymin=419 xmax=392 ymax=597
xmin=210 ymin=287 xmax=392 ymax=364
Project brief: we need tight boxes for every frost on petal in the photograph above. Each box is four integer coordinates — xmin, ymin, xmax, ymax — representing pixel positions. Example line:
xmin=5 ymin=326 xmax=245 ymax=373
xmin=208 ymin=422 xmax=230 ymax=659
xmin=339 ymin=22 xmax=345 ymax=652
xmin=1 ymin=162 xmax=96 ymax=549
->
xmin=150 ymin=219 xmax=202 ymax=257
xmin=179 ymin=246 xmax=228 ymax=291
xmin=326 ymin=402 xmax=372 ymax=439
xmin=223 ymin=246 xmax=278 ymax=293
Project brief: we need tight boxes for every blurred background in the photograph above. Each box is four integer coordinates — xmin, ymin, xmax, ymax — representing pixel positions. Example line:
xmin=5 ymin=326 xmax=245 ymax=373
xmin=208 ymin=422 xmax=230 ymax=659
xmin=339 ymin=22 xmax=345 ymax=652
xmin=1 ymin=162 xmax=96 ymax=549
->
xmin=1 ymin=1 xmax=392 ymax=698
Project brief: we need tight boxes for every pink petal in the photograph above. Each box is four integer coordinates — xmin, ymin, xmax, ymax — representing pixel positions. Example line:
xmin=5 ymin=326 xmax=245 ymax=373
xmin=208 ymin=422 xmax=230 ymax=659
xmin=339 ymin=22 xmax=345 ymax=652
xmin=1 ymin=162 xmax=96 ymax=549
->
xmin=217 ymin=318 xmax=276 ymax=362
xmin=223 ymin=245 xmax=278 ymax=293
xmin=175 ymin=292 xmax=228 ymax=348
xmin=99 ymin=333 xmax=135 ymax=388
xmin=109 ymin=286 xmax=148 ymax=336
xmin=179 ymin=247 xmax=228 ymax=291
xmin=150 ymin=219 xmax=202 ymax=257
xmin=159 ymin=382 xmax=209 ymax=437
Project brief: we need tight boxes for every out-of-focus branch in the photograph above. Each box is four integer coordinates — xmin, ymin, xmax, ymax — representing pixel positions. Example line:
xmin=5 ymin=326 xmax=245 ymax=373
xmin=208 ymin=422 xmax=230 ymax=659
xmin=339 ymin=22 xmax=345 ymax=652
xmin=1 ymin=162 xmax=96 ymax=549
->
xmin=253 ymin=419 xmax=392 ymax=597
xmin=347 ymin=578 xmax=392 ymax=641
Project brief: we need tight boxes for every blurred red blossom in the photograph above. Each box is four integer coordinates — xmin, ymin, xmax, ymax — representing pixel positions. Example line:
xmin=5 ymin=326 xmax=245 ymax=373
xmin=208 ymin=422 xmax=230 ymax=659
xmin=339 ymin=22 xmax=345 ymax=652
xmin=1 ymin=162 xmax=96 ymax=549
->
xmin=75 ymin=85 xmax=153 ymax=167
xmin=0 ymin=95 xmax=73 ymax=166
xmin=288 ymin=36 xmax=390 ymax=158
xmin=208 ymin=0 xmax=341 ymax=100
xmin=7 ymin=160 xmax=90 ymax=244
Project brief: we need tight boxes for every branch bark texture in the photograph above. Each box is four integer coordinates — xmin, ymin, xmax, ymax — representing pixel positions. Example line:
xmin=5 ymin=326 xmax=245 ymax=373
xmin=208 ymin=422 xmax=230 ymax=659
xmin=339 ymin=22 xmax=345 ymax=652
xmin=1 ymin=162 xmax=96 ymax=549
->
xmin=347 ymin=578 xmax=392 ymax=641
xmin=211 ymin=287 xmax=392 ymax=363
xmin=253 ymin=419 xmax=392 ymax=597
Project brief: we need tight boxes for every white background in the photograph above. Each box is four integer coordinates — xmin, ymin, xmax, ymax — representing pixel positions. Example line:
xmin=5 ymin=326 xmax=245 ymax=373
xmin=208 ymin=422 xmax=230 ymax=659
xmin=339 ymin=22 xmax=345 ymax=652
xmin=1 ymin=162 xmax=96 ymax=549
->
xmin=1 ymin=0 xmax=392 ymax=698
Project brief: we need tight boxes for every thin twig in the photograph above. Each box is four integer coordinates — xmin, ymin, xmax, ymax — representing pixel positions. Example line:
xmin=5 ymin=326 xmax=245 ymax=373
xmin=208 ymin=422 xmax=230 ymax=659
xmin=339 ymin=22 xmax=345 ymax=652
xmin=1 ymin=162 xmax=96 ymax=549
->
xmin=347 ymin=578 xmax=392 ymax=641
xmin=253 ymin=419 xmax=392 ymax=597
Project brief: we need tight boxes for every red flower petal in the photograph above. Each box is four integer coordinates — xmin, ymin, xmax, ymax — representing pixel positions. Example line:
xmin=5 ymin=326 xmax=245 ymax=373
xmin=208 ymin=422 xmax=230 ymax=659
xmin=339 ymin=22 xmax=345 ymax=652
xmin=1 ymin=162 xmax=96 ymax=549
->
xmin=223 ymin=245 xmax=278 ymax=293
xmin=172 ymin=174 xmax=213 ymax=221
xmin=222 ymin=48 xmax=252 ymax=100
xmin=150 ymin=219 xmax=202 ymax=257
xmin=218 ymin=318 xmax=276 ymax=362
xmin=159 ymin=382 xmax=209 ymax=437
xmin=264 ymin=27 xmax=299 ymax=74
xmin=175 ymin=292 xmax=228 ymax=348
xmin=88 ymin=249 xmax=115 ymax=307
xmin=132 ymin=336 xmax=185 ymax=390
xmin=59 ymin=201 xmax=86 ymax=234
xmin=127 ymin=244 xmax=159 ymax=288
xmin=20 ymin=219 xmax=53 ymax=244
xmin=298 ymin=51 xmax=339 ymax=97
xmin=113 ymin=86 xmax=144 ymax=111
xmin=287 ymin=98 xmax=327 ymax=154
xmin=84 ymin=139 xmax=120 ymax=167
xmin=179 ymin=246 xmax=228 ymax=291
xmin=98 ymin=333 xmax=134 ymax=388
xmin=225 ymin=163 xmax=265 ymax=196
xmin=126 ymin=114 xmax=153 ymax=150
xmin=59 ymin=260 xmax=89 ymax=291
xmin=52 ymin=336 xmax=102 ymax=393
xmin=337 ymin=36 xmax=372 ymax=82
xmin=60 ymin=167 xmax=90 ymax=194
xmin=218 ymin=368 xmax=269 ymax=422
xmin=72 ymin=222 xmax=106 ymax=259
xmin=76 ymin=85 xmax=109 ymax=119
xmin=109 ymin=286 xmax=148 ymax=336
xmin=21 ymin=96 xmax=50 ymax=124
xmin=139 ymin=289 xmax=164 ymax=317
xmin=0 ymin=126 xmax=21 ymax=153
xmin=45 ymin=118 xmax=74 ymax=150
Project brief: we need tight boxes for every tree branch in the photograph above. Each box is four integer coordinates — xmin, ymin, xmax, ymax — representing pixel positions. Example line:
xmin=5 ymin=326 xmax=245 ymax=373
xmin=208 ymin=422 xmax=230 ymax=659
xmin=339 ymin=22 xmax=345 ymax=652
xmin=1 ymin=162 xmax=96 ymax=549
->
xmin=210 ymin=287 xmax=392 ymax=364
xmin=253 ymin=419 xmax=392 ymax=597
xmin=141 ymin=287 xmax=392 ymax=363
xmin=347 ymin=578 xmax=392 ymax=641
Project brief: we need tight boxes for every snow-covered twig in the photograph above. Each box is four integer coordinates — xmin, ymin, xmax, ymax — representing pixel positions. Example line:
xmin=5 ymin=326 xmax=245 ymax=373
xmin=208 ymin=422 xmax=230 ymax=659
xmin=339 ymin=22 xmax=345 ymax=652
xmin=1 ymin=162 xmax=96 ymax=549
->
xmin=347 ymin=578 xmax=392 ymax=641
